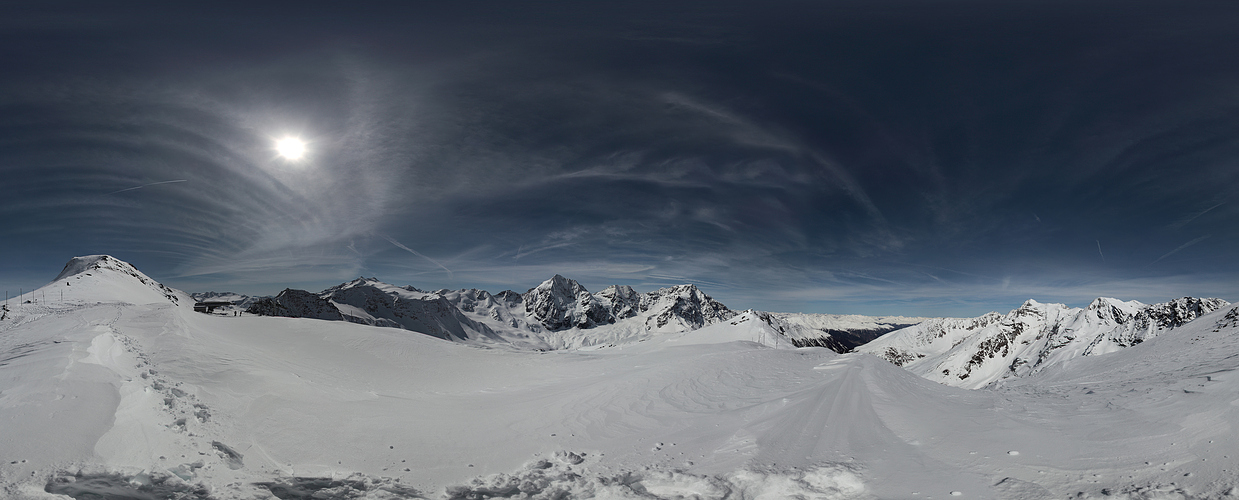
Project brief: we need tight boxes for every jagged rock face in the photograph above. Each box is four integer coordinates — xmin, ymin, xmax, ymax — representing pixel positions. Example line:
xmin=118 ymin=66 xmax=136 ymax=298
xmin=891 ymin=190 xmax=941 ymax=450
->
xmin=1133 ymin=297 xmax=1229 ymax=330
xmin=1086 ymin=297 xmax=1137 ymax=324
xmin=247 ymin=289 xmax=342 ymax=320
xmin=523 ymin=275 xmax=610 ymax=331
xmin=596 ymin=285 xmax=641 ymax=320
xmin=641 ymin=285 xmax=734 ymax=332
xmin=1083 ymin=297 xmax=1229 ymax=350
xmin=1215 ymin=306 xmax=1239 ymax=330
xmin=494 ymin=290 xmax=523 ymax=306
xmin=522 ymin=278 xmax=735 ymax=333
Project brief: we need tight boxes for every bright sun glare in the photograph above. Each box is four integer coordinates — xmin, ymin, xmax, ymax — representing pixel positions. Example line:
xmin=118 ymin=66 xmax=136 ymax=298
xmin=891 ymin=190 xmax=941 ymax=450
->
xmin=275 ymin=137 xmax=306 ymax=160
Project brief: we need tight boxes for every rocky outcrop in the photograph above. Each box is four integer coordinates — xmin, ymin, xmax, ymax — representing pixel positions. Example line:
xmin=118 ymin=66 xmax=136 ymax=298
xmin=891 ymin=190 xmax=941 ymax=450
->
xmin=246 ymin=289 xmax=343 ymax=320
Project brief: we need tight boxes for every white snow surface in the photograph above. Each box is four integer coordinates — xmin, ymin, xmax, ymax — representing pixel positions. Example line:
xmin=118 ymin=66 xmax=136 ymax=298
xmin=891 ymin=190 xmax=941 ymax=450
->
xmin=3 ymin=256 xmax=1239 ymax=499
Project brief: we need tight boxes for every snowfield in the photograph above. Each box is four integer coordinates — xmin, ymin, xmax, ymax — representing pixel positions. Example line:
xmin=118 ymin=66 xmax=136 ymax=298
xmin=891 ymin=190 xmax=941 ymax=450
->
xmin=2 ymin=256 xmax=1239 ymax=499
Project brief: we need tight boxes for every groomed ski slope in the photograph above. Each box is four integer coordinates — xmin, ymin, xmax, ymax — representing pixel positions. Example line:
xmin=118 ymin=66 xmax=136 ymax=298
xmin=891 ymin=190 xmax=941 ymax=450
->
xmin=2 ymin=257 xmax=1238 ymax=499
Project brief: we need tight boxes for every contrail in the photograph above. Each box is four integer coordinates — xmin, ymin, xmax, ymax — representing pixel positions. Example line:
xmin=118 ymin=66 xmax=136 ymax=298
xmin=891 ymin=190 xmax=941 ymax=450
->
xmin=380 ymin=234 xmax=453 ymax=277
xmin=1170 ymin=202 xmax=1225 ymax=229
xmin=1152 ymin=235 xmax=1211 ymax=264
xmin=105 ymin=179 xmax=188 ymax=195
xmin=1096 ymin=240 xmax=1105 ymax=262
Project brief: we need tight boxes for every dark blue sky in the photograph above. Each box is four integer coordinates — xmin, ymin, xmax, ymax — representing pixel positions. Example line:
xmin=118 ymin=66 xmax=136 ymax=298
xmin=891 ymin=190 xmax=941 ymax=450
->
xmin=3 ymin=1 xmax=1238 ymax=316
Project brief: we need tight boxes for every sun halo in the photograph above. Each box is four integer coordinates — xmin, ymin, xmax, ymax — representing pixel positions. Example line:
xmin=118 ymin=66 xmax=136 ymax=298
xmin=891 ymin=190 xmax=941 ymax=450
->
xmin=275 ymin=137 xmax=307 ymax=160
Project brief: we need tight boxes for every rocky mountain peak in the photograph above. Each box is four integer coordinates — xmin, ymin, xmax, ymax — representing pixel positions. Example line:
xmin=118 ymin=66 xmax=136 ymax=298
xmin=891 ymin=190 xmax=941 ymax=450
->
xmin=642 ymin=284 xmax=734 ymax=332
xmin=524 ymin=275 xmax=608 ymax=331
xmin=528 ymin=274 xmax=587 ymax=296
xmin=597 ymin=285 xmax=641 ymax=319
xmin=1086 ymin=297 xmax=1142 ymax=324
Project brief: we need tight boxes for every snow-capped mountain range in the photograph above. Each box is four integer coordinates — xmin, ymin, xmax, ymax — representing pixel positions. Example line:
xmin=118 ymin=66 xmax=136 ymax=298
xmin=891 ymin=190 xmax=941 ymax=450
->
xmin=181 ymin=257 xmax=1233 ymax=381
xmin=237 ymin=274 xmax=925 ymax=352
xmin=858 ymin=296 xmax=1231 ymax=389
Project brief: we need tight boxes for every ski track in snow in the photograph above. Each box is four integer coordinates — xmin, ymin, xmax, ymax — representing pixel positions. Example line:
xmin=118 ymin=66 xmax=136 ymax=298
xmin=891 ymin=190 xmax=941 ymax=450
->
xmin=2 ymin=256 xmax=1239 ymax=499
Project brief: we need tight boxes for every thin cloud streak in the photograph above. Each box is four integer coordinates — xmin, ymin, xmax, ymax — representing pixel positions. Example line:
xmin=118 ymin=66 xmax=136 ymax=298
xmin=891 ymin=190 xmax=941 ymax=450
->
xmin=1152 ymin=235 xmax=1212 ymax=265
xmin=103 ymin=179 xmax=188 ymax=195
xmin=1169 ymin=202 xmax=1225 ymax=229
xmin=381 ymin=234 xmax=453 ymax=278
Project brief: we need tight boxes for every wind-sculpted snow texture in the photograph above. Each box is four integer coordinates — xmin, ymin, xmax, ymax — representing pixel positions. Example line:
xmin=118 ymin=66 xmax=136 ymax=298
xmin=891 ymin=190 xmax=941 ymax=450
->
xmin=860 ymin=296 xmax=1231 ymax=389
xmin=6 ymin=255 xmax=1239 ymax=499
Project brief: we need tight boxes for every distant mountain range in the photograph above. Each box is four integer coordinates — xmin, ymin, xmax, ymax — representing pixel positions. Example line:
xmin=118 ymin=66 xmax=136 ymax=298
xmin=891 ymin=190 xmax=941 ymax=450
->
xmin=188 ymin=291 xmax=262 ymax=310
xmin=234 ymin=274 xmax=926 ymax=352
xmin=857 ymin=296 xmax=1231 ymax=389
xmin=167 ymin=257 xmax=1234 ymax=380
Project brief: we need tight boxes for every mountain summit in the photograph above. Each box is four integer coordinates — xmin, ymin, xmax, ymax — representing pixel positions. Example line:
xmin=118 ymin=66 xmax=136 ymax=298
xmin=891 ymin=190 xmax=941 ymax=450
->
xmin=523 ymin=275 xmax=611 ymax=331
xmin=45 ymin=255 xmax=185 ymax=306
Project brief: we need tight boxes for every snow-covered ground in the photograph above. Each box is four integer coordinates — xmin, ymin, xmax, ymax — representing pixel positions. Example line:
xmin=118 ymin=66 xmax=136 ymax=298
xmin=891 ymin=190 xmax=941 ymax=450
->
xmin=2 ymin=256 xmax=1238 ymax=499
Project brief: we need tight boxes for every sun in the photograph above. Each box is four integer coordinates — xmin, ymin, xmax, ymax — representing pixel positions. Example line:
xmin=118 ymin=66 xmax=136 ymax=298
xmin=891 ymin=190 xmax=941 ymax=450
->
xmin=275 ymin=137 xmax=306 ymax=160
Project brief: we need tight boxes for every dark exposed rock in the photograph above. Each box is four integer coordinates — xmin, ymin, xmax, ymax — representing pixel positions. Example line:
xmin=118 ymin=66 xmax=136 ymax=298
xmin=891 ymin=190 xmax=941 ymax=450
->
xmin=246 ymin=289 xmax=342 ymax=320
